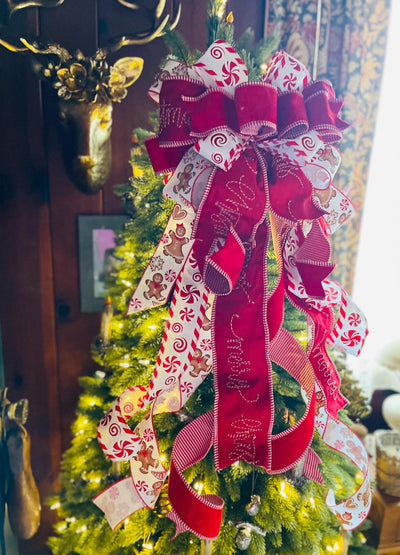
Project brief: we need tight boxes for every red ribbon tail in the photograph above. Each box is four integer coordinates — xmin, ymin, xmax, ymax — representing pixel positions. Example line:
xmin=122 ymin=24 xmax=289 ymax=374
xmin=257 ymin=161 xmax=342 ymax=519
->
xmin=203 ymin=226 xmax=245 ymax=294
xmin=167 ymin=411 xmax=224 ymax=540
xmin=303 ymin=449 xmax=323 ymax=485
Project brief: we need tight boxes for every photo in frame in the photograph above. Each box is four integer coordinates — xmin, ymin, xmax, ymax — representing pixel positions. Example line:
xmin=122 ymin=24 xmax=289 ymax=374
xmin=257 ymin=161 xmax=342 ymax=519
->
xmin=78 ymin=215 xmax=127 ymax=312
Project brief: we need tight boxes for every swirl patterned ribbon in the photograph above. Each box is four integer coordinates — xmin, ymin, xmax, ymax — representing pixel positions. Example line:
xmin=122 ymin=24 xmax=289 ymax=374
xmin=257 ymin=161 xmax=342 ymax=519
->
xmin=94 ymin=257 xmax=213 ymax=527
xmin=96 ymin=41 xmax=370 ymax=539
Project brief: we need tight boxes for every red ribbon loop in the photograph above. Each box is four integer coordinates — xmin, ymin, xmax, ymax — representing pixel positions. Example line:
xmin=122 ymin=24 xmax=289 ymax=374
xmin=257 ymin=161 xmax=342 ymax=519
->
xmin=294 ymin=221 xmax=336 ymax=299
xmin=193 ymin=149 xmax=267 ymax=295
xmin=235 ymin=82 xmax=277 ymax=136
xmin=269 ymin=328 xmax=316 ymax=472
xmin=283 ymin=223 xmax=348 ymax=416
xmin=183 ymin=89 xmax=238 ymax=137
xmin=304 ymin=80 xmax=348 ymax=143
xmin=268 ymin=155 xmax=326 ymax=222
xmin=158 ymin=78 xmax=205 ymax=146
xmin=203 ymin=226 xmax=246 ymax=295
xmin=167 ymin=411 xmax=224 ymax=540
xmin=144 ymin=136 xmax=188 ymax=175
xmin=277 ymin=91 xmax=309 ymax=138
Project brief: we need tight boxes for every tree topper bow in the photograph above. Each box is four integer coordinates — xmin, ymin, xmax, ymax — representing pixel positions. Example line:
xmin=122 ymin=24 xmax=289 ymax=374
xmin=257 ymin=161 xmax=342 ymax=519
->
xmin=95 ymin=41 xmax=370 ymax=540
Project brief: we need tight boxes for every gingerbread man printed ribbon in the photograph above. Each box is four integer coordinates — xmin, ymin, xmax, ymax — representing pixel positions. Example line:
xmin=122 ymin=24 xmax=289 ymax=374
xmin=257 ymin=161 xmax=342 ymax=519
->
xmin=96 ymin=41 xmax=370 ymax=539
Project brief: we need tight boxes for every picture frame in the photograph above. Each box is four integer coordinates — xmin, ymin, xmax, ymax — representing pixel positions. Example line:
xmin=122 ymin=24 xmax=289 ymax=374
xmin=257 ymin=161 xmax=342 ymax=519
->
xmin=78 ymin=215 xmax=127 ymax=312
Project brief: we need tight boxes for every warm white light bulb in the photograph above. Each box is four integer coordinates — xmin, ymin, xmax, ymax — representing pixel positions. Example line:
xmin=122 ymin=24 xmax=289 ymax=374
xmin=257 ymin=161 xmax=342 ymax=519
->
xmin=279 ymin=481 xmax=288 ymax=498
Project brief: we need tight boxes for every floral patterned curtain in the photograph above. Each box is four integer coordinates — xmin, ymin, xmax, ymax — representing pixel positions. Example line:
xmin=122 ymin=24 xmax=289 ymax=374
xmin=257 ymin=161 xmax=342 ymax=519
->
xmin=264 ymin=0 xmax=391 ymax=292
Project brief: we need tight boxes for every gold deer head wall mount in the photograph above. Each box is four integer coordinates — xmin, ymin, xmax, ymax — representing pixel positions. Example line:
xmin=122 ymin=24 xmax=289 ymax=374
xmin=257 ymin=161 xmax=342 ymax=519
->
xmin=0 ymin=0 xmax=181 ymax=194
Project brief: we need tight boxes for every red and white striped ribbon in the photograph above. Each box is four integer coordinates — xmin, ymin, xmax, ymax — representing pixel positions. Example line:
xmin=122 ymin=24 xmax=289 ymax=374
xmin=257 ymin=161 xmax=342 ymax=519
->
xmin=95 ymin=257 xmax=213 ymax=526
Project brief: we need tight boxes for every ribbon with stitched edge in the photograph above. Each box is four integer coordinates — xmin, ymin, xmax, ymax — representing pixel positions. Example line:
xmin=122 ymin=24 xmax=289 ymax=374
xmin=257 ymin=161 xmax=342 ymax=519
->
xmin=95 ymin=257 xmax=214 ymax=528
xmin=95 ymin=40 xmax=369 ymax=540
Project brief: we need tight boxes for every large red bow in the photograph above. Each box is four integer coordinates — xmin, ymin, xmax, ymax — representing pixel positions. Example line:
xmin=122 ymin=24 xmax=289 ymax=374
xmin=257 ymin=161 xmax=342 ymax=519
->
xmin=95 ymin=41 xmax=370 ymax=541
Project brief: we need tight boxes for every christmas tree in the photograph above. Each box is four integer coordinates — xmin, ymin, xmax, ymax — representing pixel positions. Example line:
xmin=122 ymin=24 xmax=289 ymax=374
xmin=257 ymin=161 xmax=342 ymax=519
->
xmin=47 ymin=138 xmax=373 ymax=555
xmin=48 ymin=7 xmax=374 ymax=555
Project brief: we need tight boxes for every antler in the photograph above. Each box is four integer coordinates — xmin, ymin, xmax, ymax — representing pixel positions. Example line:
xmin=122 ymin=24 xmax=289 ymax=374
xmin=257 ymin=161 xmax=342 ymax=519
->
xmin=1 ymin=0 xmax=64 ymax=24
xmin=20 ymin=37 xmax=71 ymax=62
xmin=1 ymin=0 xmax=182 ymax=58
xmin=0 ymin=37 xmax=29 ymax=52
xmin=97 ymin=0 xmax=181 ymax=57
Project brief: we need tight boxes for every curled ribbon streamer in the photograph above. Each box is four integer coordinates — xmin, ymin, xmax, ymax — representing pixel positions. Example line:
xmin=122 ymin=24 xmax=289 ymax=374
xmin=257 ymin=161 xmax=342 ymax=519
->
xmin=96 ymin=258 xmax=213 ymax=525
xmin=147 ymin=253 xmax=210 ymax=404
xmin=167 ymin=411 xmax=224 ymax=540
xmin=94 ymin=398 xmax=167 ymax=529
xmin=314 ymin=384 xmax=371 ymax=530
xmin=96 ymin=39 xmax=370 ymax=540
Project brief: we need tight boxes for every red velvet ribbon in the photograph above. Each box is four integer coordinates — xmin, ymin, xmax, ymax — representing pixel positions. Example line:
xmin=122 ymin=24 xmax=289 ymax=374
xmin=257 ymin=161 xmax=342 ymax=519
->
xmin=303 ymin=81 xmax=348 ymax=143
xmin=144 ymin=63 xmax=351 ymax=540
xmin=283 ymin=223 xmax=347 ymax=416
xmin=167 ymin=411 xmax=224 ymax=540
xmin=157 ymin=79 xmax=205 ymax=146
xmin=213 ymin=222 xmax=274 ymax=469
xmin=267 ymin=154 xmax=326 ymax=222
xmin=193 ymin=149 xmax=267 ymax=295
xmin=146 ymin=79 xmax=349 ymax=176
xmin=276 ymin=91 xmax=309 ymax=138
xmin=184 ymin=83 xmax=278 ymax=138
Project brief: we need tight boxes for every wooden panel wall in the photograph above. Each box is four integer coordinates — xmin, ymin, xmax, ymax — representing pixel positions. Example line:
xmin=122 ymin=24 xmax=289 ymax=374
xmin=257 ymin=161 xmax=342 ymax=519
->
xmin=0 ymin=1 xmax=265 ymax=552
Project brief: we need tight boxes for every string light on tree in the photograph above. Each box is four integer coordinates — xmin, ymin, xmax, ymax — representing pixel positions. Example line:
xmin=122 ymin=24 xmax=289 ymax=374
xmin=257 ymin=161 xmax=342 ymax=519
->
xmin=47 ymin=5 xmax=374 ymax=553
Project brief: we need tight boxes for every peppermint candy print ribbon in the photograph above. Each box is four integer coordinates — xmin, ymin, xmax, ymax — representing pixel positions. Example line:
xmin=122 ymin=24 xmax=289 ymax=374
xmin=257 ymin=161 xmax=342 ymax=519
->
xmin=146 ymin=40 xmax=348 ymax=177
xmin=96 ymin=40 xmax=370 ymax=540
xmin=146 ymin=252 xmax=210 ymax=405
xmin=283 ymin=225 xmax=368 ymax=358
xmin=94 ymin=396 xmax=167 ymax=529
xmin=314 ymin=384 xmax=371 ymax=530
xmin=327 ymin=284 xmax=368 ymax=356
xmin=96 ymin=257 xmax=213 ymax=526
